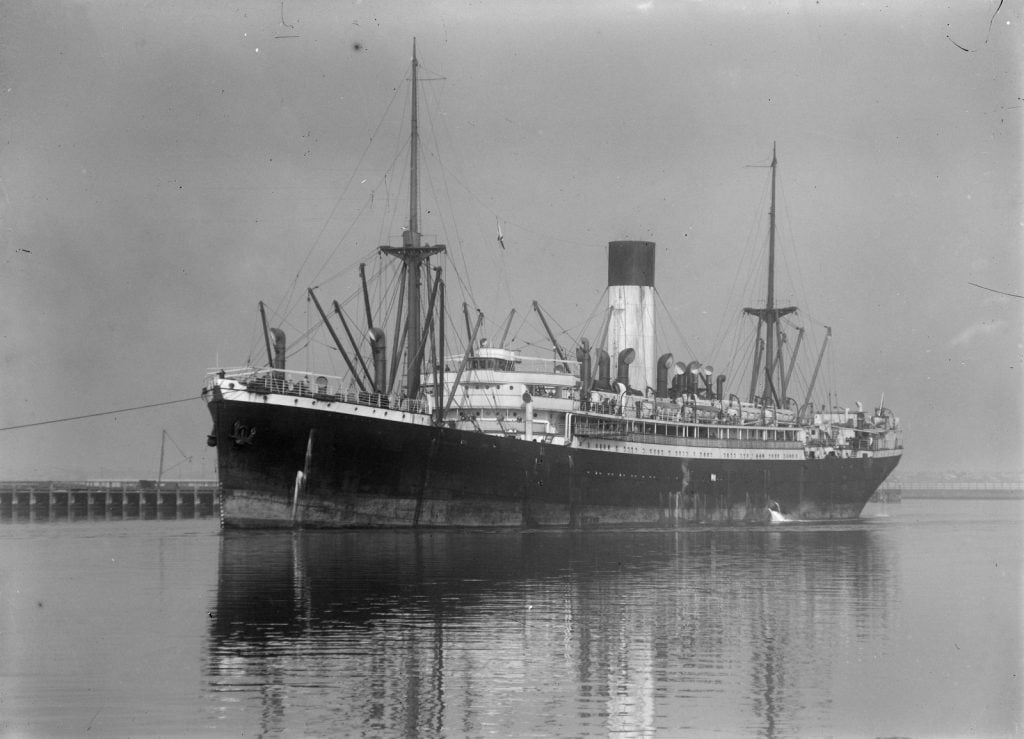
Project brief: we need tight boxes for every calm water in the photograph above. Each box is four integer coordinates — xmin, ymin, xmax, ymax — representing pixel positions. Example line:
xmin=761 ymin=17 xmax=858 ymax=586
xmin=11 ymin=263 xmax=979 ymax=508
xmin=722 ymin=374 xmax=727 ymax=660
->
xmin=1 ymin=499 xmax=1020 ymax=737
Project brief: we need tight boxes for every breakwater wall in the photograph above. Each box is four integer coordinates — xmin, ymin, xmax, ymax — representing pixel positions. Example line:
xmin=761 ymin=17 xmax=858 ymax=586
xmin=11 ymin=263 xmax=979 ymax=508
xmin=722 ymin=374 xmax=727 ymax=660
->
xmin=0 ymin=480 xmax=220 ymax=522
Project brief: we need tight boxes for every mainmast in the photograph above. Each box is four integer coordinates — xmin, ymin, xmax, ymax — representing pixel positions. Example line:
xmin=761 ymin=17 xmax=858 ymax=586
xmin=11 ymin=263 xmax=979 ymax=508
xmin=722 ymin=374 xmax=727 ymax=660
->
xmin=765 ymin=143 xmax=778 ymax=390
xmin=744 ymin=144 xmax=796 ymax=407
xmin=380 ymin=39 xmax=445 ymax=400
xmin=405 ymin=38 xmax=423 ymax=398
xmin=408 ymin=38 xmax=420 ymax=251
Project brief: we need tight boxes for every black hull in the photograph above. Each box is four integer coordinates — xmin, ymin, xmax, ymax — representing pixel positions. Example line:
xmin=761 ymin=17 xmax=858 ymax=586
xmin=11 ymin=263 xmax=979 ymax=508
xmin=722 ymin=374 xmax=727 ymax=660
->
xmin=207 ymin=396 xmax=900 ymax=528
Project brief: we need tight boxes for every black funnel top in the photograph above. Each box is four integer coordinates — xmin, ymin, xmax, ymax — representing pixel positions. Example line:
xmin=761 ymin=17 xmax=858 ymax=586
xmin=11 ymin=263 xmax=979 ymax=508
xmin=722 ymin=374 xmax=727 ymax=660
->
xmin=608 ymin=241 xmax=656 ymax=287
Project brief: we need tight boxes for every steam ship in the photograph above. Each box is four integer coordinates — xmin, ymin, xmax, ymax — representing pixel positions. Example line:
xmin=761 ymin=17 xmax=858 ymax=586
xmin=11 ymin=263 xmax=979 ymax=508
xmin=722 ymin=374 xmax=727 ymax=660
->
xmin=201 ymin=44 xmax=902 ymax=528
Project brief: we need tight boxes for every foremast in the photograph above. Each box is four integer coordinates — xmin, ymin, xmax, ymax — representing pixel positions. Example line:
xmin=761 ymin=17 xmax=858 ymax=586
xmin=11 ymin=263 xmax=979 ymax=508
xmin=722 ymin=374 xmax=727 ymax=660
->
xmin=379 ymin=39 xmax=445 ymax=399
xmin=743 ymin=144 xmax=796 ymax=408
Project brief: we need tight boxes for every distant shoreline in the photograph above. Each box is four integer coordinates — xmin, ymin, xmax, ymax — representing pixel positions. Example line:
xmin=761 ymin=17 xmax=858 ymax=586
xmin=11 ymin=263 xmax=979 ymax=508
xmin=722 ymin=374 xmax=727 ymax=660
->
xmin=877 ymin=481 xmax=1023 ymax=500
xmin=895 ymin=489 xmax=1023 ymax=500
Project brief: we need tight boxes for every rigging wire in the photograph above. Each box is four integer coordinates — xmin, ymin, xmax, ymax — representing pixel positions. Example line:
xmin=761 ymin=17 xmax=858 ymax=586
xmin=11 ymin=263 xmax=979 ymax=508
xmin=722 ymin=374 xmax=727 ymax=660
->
xmin=506 ymin=309 xmax=531 ymax=348
xmin=969 ymin=281 xmax=1024 ymax=299
xmin=159 ymin=457 xmax=192 ymax=476
xmin=312 ymin=245 xmax=383 ymax=295
xmin=421 ymin=80 xmax=517 ymax=310
xmin=419 ymin=81 xmax=483 ymax=309
xmin=428 ymin=152 xmax=594 ymax=248
xmin=653 ymin=289 xmax=699 ymax=363
xmin=378 ymin=130 xmax=411 ymax=246
xmin=158 ymin=430 xmax=194 ymax=475
xmin=421 ymin=149 xmax=478 ymax=310
xmin=276 ymin=69 xmax=408 ymax=321
xmin=163 ymin=430 xmax=190 ymax=462
xmin=573 ymin=289 xmax=613 ymax=347
xmin=708 ymin=170 xmax=773 ymax=380
xmin=0 ymin=397 xmax=199 ymax=432
xmin=708 ymin=169 xmax=771 ymax=356
xmin=713 ymin=309 xmax=753 ymax=395
xmin=243 ymin=143 xmax=397 ymax=365
xmin=776 ymin=175 xmax=815 ymax=318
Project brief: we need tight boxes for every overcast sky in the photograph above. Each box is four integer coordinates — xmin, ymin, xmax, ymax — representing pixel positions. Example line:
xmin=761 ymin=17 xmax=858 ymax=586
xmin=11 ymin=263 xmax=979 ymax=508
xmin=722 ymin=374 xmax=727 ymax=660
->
xmin=1 ymin=0 xmax=1021 ymax=480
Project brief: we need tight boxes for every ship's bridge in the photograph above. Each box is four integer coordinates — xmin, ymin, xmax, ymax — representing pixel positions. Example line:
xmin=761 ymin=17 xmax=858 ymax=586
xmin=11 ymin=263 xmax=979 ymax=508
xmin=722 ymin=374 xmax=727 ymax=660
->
xmin=421 ymin=348 xmax=581 ymax=441
xmin=465 ymin=347 xmax=518 ymax=372
xmin=437 ymin=347 xmax=579 ymax=388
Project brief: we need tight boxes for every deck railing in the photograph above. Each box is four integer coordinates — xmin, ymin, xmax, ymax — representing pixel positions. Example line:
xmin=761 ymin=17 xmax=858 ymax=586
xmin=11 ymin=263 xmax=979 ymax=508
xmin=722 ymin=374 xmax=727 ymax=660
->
xmin=206 ymin=368 xmax=429 ymax=414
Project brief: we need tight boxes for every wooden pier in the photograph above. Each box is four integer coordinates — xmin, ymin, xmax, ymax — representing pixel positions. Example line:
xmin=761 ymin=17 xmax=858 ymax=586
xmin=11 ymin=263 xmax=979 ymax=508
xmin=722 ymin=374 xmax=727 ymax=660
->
xmin=0 ymin=480 xmax=220 ymax=522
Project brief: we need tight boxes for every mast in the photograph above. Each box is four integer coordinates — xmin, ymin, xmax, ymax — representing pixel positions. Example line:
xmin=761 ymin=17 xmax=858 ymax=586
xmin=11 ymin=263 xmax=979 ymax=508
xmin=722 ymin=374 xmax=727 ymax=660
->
xmin=259 ymin=301 xmax=274 ymax=369
xmin=156 ymin=429 xmax=166 ymax=489
xmin=782 ymin=325 xmax=805 ymax=401
xmin=765 ymin=143 xmax=778 ymax=402
xmin=409 ymin=38 xmax=420 ymax=253
xmin=532 ymin=301 xmax=569 ymax=372
xmin=379 ymin=39 xmax=445 ymax=401
xmin=308 ymin=289 xmax=367 ymax=392
xmin=804 ymin=326 xmax=831 ymax=409
xmin=405 ymin=38 xmax=423 ymax=398
xmin=743 ymin=144 xmax=796 ymax=408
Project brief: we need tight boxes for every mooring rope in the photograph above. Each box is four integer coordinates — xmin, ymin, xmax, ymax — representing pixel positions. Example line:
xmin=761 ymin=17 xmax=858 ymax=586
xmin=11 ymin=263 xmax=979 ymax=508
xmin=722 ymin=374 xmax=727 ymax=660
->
xmin=0 ymin=397 xmax=199 ymax=431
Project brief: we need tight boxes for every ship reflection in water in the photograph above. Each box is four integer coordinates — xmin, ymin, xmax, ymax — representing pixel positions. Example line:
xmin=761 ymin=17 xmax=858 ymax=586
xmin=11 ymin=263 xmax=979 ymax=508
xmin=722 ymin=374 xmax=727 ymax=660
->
xmin=206 ymin=525 xmax=894 ymax=736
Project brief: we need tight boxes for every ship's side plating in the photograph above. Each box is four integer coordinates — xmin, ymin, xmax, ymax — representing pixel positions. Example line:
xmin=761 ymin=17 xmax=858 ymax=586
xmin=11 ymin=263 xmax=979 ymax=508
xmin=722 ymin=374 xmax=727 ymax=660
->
xmin=204 ymin=377 xmax=899 ymax=528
